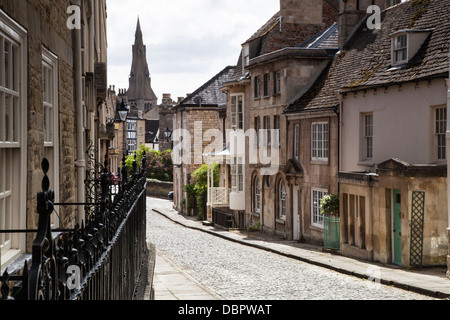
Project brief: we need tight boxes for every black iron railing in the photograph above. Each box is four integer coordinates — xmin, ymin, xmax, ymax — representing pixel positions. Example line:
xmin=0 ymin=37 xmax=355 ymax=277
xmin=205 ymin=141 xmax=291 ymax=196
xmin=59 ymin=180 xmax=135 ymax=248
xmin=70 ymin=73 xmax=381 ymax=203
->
xmin=212 ymin=209 xmax=233 ymax=229
xmin=0 ymin=146 xmax=148 ymax=300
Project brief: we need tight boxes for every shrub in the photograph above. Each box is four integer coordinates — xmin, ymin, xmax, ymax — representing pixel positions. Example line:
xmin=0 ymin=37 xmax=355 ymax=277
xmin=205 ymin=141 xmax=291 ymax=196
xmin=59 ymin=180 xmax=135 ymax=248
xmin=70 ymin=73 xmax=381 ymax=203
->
xmin=125 ymin=145 xmax=173 ymax=182
xmin=320 ymin=193 xmax=340 ymax=217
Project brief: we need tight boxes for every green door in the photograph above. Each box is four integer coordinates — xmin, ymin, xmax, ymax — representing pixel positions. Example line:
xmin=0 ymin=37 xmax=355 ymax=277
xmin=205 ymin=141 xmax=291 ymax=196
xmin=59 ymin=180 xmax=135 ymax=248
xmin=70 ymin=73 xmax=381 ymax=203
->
xmin=393 ymin=189 xmax=402 ymax=266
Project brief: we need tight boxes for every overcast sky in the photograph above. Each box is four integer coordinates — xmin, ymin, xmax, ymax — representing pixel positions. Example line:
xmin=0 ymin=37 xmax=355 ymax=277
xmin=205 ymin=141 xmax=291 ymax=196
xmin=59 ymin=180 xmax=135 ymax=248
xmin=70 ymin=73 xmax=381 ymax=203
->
xmin=106 ymin=0 xmax=280 ymax=101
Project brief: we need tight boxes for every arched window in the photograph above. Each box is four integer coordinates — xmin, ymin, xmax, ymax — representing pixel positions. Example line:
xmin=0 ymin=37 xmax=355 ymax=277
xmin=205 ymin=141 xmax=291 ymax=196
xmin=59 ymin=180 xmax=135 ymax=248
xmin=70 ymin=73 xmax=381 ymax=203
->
xmin=254 ymin=176 xmax=260 ymax=214
xmin=279 ymin=180 xmax=286 ymax=219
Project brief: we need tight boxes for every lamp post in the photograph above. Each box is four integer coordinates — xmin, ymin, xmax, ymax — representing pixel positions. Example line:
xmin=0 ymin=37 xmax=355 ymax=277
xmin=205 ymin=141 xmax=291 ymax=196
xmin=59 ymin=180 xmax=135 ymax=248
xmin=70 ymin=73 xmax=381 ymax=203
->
xmin=164 ymin=127 xmax=173 ymax=150
xmin=118 ymin=99 xmax=129 ymax=159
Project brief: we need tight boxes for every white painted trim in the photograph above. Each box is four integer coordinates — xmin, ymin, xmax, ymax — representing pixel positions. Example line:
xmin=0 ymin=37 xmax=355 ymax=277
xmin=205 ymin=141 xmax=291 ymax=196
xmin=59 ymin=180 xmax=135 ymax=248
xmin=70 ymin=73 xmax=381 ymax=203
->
xmin=0 ymin=9 xmax=28 ymax=257
xmin=311 ymin=121 xmax=329 ymax=162
xmin=42 ymin=47 xmax=60 ymax=228
xmin=311 ymin=188 xmax=328 ymax=229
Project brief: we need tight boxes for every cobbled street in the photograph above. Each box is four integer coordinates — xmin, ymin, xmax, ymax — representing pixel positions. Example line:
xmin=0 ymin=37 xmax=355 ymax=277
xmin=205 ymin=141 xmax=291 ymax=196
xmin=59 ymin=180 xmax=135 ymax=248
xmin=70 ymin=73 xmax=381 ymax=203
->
xmin=146 ymin=197 xmax=436 ymax=300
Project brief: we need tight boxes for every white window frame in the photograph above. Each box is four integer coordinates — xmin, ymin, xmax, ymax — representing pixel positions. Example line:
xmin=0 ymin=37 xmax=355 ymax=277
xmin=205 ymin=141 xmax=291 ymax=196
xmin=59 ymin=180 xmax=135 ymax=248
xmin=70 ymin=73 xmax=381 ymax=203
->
xmin=254 ymin=76 xmax=261 ymax=99
xmin=254 ymin=116 xmax=260 ymax=147
xmin=294 ymin=124 xmax=299 ymax=160
xmin=231 ymin=157 xmax=244 ymax=193
xmin=278 ymin=180 xmax=286 ymax=220
xmin=0 ymin=10 xmax=27 ymax=267
xmin=265 ymin=116 xmax=271 ymax=147
xmin=311 ymin=122 xmax=329 ymax=161
xmin=231 ymin=94 xmax=244 ymax=130
xmin=263 ymin=73 xmax=271 ymax=97
xmin=362 ymin=113 xmax=373 ymax=160
xmin=127 ymin=119 xmax=138 ymax=152
xmin=311 ymin=188 xmax=328 ymax=228
xmin=274 ymin=71 xmax=281 ymax=95
xmin=274 ymin=115 xmax=280 ymax=147
xmin=42 ymin=47 xmax=60 ymax=229
xmin=435 ymin=107 xmax=447 ymax=162
xmin=253 ymin=176 xmax=260 ymax=214
xmin=392 ymin=34 xmax=408 ymax=65
xmin=242 ymin=44 xmax=249 ymax=69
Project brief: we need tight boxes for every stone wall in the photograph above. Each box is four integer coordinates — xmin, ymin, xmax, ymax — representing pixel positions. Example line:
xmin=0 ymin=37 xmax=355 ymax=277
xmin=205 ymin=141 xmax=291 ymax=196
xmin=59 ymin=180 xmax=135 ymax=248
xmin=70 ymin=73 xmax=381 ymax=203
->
xmin=0 ymin=0 xmax=78 ymax=250
xmin=146 ymin=179 xmax=173 ymax=199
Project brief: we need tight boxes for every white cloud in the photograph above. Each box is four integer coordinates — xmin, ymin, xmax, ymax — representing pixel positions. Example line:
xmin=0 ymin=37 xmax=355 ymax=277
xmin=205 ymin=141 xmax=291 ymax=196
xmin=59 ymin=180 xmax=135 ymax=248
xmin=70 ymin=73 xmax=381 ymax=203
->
xmin=107 ymin=0 xmax=280 ymax=100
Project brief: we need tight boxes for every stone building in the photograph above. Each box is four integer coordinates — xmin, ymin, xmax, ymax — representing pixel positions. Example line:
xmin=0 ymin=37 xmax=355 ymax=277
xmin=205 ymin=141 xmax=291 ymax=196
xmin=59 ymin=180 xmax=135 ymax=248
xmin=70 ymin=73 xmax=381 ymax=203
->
xmin=172 ymin=66 xmax=236 ymax=215
xmin=334 ymin=0 xmax=449 ymax=268
xmin=127 ymin=18 xmax=158 ymax=118
xmin=158 ymin=93 xmax=176 ymax=152
xmin=0 ymin=0 xmax=109 ymax=271
xmin=208 ymin=0 xmax=340 ymax=235
xmin=107 ymin=18 xmax=160 ymax=167
xmin=281 ymin=0 xmax=449 ymax=270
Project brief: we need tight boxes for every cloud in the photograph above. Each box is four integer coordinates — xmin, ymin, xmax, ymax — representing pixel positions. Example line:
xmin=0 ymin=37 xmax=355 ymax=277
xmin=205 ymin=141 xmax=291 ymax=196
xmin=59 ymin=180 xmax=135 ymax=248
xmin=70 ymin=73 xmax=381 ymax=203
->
xmin=107 ymin=0 xmax=280 ymax=100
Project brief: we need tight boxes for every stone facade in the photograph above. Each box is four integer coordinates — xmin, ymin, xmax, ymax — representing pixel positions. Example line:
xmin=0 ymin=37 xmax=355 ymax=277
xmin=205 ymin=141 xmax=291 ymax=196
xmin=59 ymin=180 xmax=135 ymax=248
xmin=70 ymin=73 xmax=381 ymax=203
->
xmin=214 ymin=0 xmax=339 ymax=237
xmin=127 ymin=18 xmax=158 ymax=115
xmin=158 ymin=93 xmax=176 ymax=152
xmin=173 ymin=107 xmax=221 ymax=214
xmin=0 ymin=0 xmax=108 ymax=270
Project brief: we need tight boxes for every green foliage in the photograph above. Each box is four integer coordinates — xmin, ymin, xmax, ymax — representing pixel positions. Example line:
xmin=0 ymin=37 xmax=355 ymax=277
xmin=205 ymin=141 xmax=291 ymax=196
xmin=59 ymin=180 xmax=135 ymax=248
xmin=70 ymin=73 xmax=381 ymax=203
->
xmin=247 ymin=222 xmax=261 ymax=232
xmin=320 ymin=193 xmax=340 ymax=217
xmin=184 ymin=163 xmax=219 ymax=220
xmin=125 ymin=145 xmax=173 ymax=182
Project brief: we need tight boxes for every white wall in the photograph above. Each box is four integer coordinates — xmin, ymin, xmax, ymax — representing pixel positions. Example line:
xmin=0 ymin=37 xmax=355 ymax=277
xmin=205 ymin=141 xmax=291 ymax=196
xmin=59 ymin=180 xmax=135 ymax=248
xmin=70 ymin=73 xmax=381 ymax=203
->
xmin=341 ymin=79 xmax=448 ymax=173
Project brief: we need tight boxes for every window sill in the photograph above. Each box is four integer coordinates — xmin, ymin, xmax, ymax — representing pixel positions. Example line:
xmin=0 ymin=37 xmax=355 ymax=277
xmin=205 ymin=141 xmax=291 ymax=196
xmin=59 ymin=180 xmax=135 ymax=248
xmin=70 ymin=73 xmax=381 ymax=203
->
xmin=357 ymin=161 xmax=375 ymax=167
xmin=311 ymin=224 xmax=324 ymax=231
xmin=1 ymin=250 xmax=27 ymax=275
xmin=310 ymin=160 xmax=329 ymax=165
xmin=276 ymin=218 xmax=286 ymax=225
xmin=252 ymin=212 xmax=260 ymax=218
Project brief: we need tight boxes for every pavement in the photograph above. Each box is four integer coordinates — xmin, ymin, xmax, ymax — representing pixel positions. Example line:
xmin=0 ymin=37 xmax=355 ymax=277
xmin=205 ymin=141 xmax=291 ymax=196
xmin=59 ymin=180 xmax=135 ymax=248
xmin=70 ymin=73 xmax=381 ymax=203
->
xmin=147 ymin=200 xmax=450 ymax=300
xmin=151 ymin=250 xmax=222 ymax=300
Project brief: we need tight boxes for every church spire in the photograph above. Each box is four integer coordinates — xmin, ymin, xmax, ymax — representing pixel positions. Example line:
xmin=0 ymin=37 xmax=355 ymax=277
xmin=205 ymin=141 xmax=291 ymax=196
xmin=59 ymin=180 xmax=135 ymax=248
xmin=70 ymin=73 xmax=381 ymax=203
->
xmin=135 ymin=16 xmax=143 ymax=44
xmin=127 ymin=16 xmax=158 ymax=112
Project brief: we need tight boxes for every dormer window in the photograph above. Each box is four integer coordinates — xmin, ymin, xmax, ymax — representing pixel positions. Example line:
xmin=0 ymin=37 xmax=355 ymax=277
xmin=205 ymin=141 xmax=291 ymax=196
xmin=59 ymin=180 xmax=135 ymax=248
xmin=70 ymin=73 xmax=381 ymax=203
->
xmin=393 ymin=34 xmax=407 ymax=64
xmin=242 ymin=44 xmax=250 ymax=70
xmin=390 ymin=29 xmax=433 ymax=67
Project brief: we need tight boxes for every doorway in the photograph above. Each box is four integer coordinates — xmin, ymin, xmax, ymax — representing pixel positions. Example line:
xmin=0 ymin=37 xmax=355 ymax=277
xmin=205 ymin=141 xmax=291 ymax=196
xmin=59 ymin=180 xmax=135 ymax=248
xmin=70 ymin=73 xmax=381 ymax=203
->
xmin=393 ymin=189 xmax=402 ymax=266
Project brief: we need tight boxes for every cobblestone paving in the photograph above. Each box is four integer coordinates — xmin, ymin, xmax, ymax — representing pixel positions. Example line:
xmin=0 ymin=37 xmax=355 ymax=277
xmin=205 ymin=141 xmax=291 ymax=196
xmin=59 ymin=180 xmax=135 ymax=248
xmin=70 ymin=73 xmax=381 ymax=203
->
xmin=146 ymin=198 xmax=436 ymax=300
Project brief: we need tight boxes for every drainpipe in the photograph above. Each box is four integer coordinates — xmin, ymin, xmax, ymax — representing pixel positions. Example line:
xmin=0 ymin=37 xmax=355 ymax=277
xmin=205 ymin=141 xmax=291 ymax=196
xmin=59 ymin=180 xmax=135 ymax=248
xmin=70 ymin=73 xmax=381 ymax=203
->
xmin=446 ymin=58 xmax=450 ymax=278
xmin=72 ymin=0 xmax=86 ymax=225
xmin=261 ymin=175 xmax=265 ymax=232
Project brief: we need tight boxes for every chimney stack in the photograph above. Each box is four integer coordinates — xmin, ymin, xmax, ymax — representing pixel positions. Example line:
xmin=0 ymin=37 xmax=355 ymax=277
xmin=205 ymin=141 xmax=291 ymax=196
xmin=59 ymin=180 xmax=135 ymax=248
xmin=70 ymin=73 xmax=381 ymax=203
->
xmin=338 ymin=0 xmax=387 ymax=47
xmin=280 ymin=0 xmax=323 ymax=25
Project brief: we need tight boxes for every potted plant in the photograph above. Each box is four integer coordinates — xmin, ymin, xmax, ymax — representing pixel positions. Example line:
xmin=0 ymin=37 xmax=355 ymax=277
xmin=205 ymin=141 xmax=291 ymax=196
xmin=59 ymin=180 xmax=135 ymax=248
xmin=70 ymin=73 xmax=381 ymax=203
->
xmin=320 ymin=193 xmax=339 ymax=217
xmin=320 ymin=193 xmax=340 ymax=250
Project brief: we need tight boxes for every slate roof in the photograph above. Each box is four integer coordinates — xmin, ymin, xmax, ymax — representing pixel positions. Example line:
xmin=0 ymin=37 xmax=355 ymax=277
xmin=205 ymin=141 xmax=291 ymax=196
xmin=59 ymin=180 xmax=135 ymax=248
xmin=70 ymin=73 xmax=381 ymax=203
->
xmin=228 ymin=1 xmax=339 ymax=84
xmin=284 ymin=0 xmax=450 ymax=114
xmin=179 ymin=66 xmax=236 ymax=107
xmin=297 ymin=22 xmax=339 ymax=49
xmin=145 ymin=120 xmax=159 ymax=143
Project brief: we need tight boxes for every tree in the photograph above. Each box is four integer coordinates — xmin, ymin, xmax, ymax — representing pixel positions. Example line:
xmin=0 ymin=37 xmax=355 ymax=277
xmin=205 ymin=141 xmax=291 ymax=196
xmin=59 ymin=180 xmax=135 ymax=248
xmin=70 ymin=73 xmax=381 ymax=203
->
xmin=320 ymin=193 xmax=339 ymax=217
xmin=184 ymin=163 xmax=219 ymax=220
xmin=125 ymin=145 xmax=173 ymax=182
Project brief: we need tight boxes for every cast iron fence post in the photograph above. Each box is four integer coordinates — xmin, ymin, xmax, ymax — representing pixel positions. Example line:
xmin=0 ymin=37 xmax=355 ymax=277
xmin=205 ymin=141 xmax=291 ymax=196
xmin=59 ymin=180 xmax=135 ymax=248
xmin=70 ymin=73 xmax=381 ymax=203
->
xmin=0 ymin=144 xmax=148 ymax=300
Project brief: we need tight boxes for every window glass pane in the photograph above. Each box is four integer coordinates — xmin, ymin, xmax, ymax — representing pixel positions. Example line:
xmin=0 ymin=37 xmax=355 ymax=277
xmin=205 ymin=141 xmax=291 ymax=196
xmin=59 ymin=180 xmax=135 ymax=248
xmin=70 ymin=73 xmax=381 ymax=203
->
xmin=12 ymin=44 xmax=17 ymax=91
xmin=436 ymin=108 xmax=447 ymax=160
xmin=4 ymin=39 xmax=9 ymax=89
xmin=5 ymin=94 xmax=10 ymax=142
